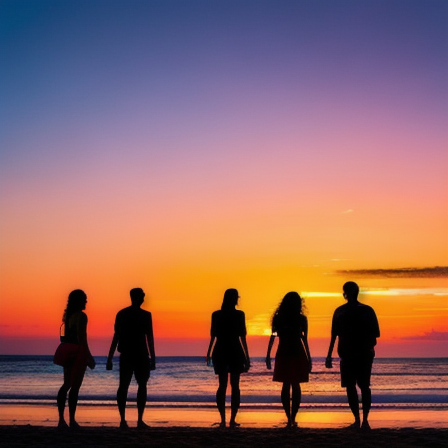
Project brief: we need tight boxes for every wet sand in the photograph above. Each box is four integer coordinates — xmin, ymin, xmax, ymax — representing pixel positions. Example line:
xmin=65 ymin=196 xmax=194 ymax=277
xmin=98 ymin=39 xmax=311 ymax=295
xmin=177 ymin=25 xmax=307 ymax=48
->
xmin=1 ymin=404 xmax=447 ymax=429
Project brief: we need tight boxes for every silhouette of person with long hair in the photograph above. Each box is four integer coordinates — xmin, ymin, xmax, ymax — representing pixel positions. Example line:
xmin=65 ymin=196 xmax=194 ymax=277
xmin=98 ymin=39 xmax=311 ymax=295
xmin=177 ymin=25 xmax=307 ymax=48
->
xmin=106 ymin=288 xmax=155 ymax=429
xmin=57 ymin=289 xmax=95 ymax=428
xmin=266 ymin=292 xmax=312 ymax=428
xmin=206 ymin=288 xmax=250 ymax=428
xmin=326 ymin=281 xmax=380 ymax=430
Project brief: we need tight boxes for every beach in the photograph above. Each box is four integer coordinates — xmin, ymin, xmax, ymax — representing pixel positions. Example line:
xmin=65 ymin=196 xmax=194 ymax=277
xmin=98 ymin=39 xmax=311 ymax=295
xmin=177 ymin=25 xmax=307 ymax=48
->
xmin=1 ymin=396 xmax=448 ymax=448
xmin=1 ymin=425 xmax=447 ymax=448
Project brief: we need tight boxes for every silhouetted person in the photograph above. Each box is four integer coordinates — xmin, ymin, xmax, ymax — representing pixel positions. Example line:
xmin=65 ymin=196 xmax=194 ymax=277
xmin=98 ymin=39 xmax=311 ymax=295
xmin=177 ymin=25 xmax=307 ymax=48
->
xmin=326 ymin=281 xmax=380 ymax=430
xmin=106 ymin=288 xmax=155 ymax=429
xmin=266 ymin=292 xmax=312 ymax=428
xmin=206 ymin=289 xmax=250 ymax=428
xmin=57 ymin=289 xmax=95 ymax=428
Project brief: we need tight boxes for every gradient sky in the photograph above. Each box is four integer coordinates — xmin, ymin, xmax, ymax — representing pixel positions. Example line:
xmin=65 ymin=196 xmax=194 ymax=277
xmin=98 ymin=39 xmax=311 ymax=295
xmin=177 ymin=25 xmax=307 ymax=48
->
xmin=1 ymin=0 xmax=447 ymax=357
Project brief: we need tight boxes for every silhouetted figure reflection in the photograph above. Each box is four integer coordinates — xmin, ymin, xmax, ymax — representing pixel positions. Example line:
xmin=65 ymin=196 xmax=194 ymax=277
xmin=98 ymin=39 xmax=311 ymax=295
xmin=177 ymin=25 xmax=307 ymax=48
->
xmin=206 ymin=289 xmax=250 ymax=428
xmin=326 ymin=281 xmax=380 ymax=430
xmin=107 ymin=288 xmax=155 ymax=429
xmin=266 ymin=292 xmax=312 ymax=428
xmin=57 ymin=289 xmax=95 ymax=428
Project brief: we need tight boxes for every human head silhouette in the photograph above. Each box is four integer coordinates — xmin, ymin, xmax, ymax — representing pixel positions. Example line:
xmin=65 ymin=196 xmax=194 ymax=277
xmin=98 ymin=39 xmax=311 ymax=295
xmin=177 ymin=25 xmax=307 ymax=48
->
xmin=221 ymin=288 xmax=239 ymax=311
xmin=271 ymin=291 xmax=305 ymax=328
xmin=63 ymin=289 xmax=87 ymax=322
xmin=280 ymin=291 xmax=303 ymax=314
xmin=130 ymin=287 xmax=145 ymax=306
xmin=343 ymin=281 xmax=359 ymax=301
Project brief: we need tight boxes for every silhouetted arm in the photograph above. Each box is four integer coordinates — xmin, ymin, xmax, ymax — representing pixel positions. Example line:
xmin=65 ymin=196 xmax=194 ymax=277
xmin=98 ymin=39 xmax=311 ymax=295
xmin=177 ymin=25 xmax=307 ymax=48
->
xmin=266 ymin=334 xmax=275 ymax=369
xmin=106 ymin=333 xmax=118 ymax=370
xmin=302 ymin=317 xmax=312 ymax=372
xmin=206 ymin=312 xmax=217 ymax=366
xmin=106 ymin=313 xmax=119 ymax=370
xmin=78 ymin=312 xmax=95 ymax=369
xmin=146 ymin=313 xmax=156 ymax=370
xmin=239 ymin=312 xmax=250 ymax=371
xmin=373 ymin=309 xmax=380 ymax=338
xmin=240 ymin=335 xmax=250 ymax=372
xmin=326 ymin=313 xmax=337 ymax=368
xmin=206 ymin=335 xmax=215 ymax=366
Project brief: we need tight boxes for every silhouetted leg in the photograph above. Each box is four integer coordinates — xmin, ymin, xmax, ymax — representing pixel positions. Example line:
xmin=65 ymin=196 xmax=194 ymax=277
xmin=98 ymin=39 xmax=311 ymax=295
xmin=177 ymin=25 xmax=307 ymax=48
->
xmin=217 ymin=373 xmax=228 ymax=426
xmin=62 ymin=355 xmax=86 ymax=428
xmin=291 ymin=384 xmax=301 ymax=425
xmin=281 ymin=383 xmax=291 ymax=424
xmin=57 ymin=365 xmax=72 ymax=427
xmin=57 ymin=384 xmax=70 ymax=425
xmin=68 ymin=358 xmax=87 ymax=428
xmin=135 ymin=360 xmax=149 ymax=428
xmin=229 ymin=373 xmax=241 ymax=426
xmin=68 ymin=385 xmax=81 ymax=427
xmin=135 ymin=358 xmax=150 ymax=427
xmin=360 ymin=386 xmax=372 ymax=429
xmin=117 ymin=363 xmax=133 ymax=427
xmin=136 ymin=384 xmax=148 ymax=424
xmin=346 ymin=385 xmax=360 ymax=427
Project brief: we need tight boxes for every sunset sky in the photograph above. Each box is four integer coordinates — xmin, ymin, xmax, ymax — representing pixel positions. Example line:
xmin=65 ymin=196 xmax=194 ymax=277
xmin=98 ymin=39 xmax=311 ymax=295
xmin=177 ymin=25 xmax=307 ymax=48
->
xmin=1 ymin=0 xmax=447 ymax=357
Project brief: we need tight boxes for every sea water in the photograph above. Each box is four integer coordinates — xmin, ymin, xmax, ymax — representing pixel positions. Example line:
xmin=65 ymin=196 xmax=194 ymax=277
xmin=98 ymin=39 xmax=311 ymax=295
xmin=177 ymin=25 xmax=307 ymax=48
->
xmin=0 ymin=356 xmax=446 ymax=410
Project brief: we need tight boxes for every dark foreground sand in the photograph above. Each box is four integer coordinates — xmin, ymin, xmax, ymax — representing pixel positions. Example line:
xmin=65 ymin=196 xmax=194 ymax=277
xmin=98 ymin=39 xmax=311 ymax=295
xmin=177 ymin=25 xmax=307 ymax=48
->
xmin=1 ymin=426 xmax=447 ymax=448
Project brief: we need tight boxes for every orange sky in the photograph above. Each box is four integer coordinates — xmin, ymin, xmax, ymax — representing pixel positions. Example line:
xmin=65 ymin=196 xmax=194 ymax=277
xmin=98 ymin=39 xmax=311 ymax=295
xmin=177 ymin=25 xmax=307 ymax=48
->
xmin=1 ymin=252 xmax=447 ymax=356
xmin=1 ymin=0 xmax=447 ymax=357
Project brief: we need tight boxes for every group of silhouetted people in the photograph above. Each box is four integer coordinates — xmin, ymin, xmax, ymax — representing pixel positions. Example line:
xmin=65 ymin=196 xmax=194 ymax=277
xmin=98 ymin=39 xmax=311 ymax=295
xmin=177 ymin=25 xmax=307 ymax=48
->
xmin=55 ymin=282 xmax=379 ymax=430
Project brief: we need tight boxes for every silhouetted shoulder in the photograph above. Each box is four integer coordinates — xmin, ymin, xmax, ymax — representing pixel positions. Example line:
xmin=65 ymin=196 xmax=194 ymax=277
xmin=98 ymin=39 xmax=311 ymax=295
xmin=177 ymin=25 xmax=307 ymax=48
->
xmin=116 ymin=306 xmax=151 ymax=318
xmin=333 ymin=302 xmax=377 ymax=322
xmin=116 ymin=305 xmax=134 ymax=316
xmin=211 ymin=309 xmax=246 ymax=338
xmin=136 ymin=308 xmax=152 ymax=320
xmin=69 ymin=310 xmax=87 ymax=329
xmin=333 ymin=303 xmax=349 ymax=319
xmin=359 ymin=303 xmax=380 ymax=337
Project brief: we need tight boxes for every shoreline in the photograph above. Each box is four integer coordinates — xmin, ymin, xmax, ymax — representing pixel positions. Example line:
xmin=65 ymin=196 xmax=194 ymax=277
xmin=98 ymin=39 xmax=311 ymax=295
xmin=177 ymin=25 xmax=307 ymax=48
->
xmin=1 ymin=404 xmax=447 ymax=429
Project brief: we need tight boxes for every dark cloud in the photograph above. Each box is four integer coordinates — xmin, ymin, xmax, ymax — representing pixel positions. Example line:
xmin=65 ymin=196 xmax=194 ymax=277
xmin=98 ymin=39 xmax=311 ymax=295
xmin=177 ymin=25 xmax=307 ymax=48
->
xmin=336 ymin=266 xmax=448 ymax=278
xmin=400 ymin=330 xmax=448 ymax=341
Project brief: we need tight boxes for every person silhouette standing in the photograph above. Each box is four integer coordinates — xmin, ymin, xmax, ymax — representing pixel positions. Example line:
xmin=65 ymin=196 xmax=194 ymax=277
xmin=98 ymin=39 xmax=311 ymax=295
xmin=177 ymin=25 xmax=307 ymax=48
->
xmin=57 ymin=289 xmax=95 ymax=428
xmin=266 ymin=292 xmax=312 ymax=428
xmin=206 ymin=289 xmax=250 ymax=428
xmin=326 ymin=281 xmax=380 ymax=430
xmin=106 ymin=288 xmax=155 ymax=429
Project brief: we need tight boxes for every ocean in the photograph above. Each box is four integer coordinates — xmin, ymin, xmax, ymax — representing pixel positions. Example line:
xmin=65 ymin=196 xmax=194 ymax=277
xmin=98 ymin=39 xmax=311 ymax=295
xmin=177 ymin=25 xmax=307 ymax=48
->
xmin=0 ymin=356 xmax=446 ymax=411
